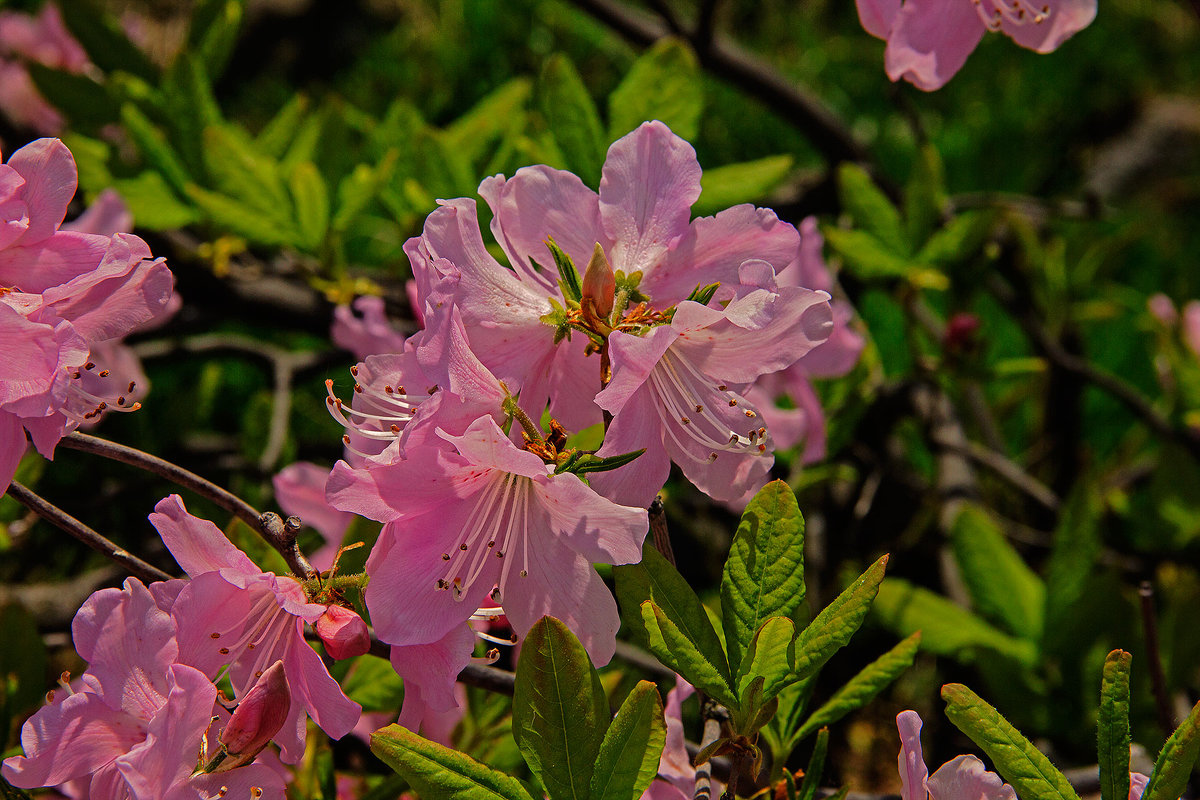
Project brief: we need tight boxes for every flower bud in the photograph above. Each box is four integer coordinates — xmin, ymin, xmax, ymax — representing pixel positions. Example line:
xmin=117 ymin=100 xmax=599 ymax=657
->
xmin=316 ymin=605 xmax=371 ymax=660
xmin=582 ymin=243 xmax=615 ymax=322
xmin=218 ymin=661 xmax=290 ymax=767
xmin=1148 ymin=293 xmax=1178 ymax=326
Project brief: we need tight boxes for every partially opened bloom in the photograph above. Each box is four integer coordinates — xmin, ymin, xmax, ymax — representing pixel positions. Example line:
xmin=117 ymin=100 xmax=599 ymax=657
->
xmin=333 ymin=414 xmax=648 ymax=666
xmin=2 ymin=578 xmax=284 ymax=800
xmin=150 ymin=495 xmax=361 ymax=763
xmin=0 ymin=139 xmax=172 ymax=493
xmin=857 ymin=0 xmax=1096 ymax=90
xmin=896 ymin=711 xmax=1016 ymax=800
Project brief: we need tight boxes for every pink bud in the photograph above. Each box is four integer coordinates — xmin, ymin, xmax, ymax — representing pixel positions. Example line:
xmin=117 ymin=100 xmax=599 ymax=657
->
xmin=582 ymin=243 xmax=615 ymax=321
xmin=943 ymin=312 xmax=981 ymax=353
xmin=1182 ymin=301 xmax=1200 ymax=359
xmin=316 ymin=605 xmax=371 ymax=660
xmin=219 ymin=661 xmax=290 ymax=764
xmin=1148 ymin=293 xmax=1179 ymax=326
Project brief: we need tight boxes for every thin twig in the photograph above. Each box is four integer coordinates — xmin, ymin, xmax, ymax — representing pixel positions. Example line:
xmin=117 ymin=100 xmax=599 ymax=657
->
xmin=692 ymin=0 xmax=721 ymax=51
xmin=58 ymin=432 xmax=316 ymax=578
xmin=1138 ymin=581 xmax=1176 ymax=737
xmin=693 ymin=695 xmax=727 ymax=800
xmin=929 ymin=433 xmax=1061 ymax=512
xmin=6 ymin=482 xmax=172 ymax=583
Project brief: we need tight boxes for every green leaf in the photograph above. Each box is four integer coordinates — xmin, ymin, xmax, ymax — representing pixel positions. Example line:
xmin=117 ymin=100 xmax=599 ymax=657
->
xmin=0 ymin=603 xmax=47 ymax=727
xmin=917 ymin=212 xmax=993 ymax=265
xmin=513 ymin=617 xmax=609 ymax=800
xmin=904 ymin=144 xmax=946 ymax=247
xmin=341 ymin=654 xmax=405 ymax=713
xmin=202 ymin=124 xmax=292 ymax=218
xmin=795 ymin=632 xmax=920 ymax=741
xmin=590 ymin=681 xmax=666 ymax=800
xmin=791 ymin=555 xmax=888 ymax=682
xmin=797 ymin=728 xmax=829 ymax=800
xmin=540 ymin=54 xmax=606 ymax=186
xmin=190 ymin=0 xmax=244 ymax=78
xmin=111 ymin=172 xmax=200 ymax=230
xmin=608 ymin=38 xmax=703 ymax=142
xmin=61 ymin=134 xmax=113 ymax=194
xmin=873 ymin=578 xmax=1040 ymax=668
xmin=1097 ymin=650 xmax=1132 ymax=800
xmin=58 ymin=0 xmax=156 ymax=81
xmin=721 ymin=480 xmax=807 ymax=674
xmin=641 ymin=601 xmax=737 ymax=709
xmin=951 ymin=504 xmax=1045 ymax=640
xmin=547 ymin=239 xmax=583 ymax=303
xmin=1144 ymin=699 xmax=1200 ymax=800
xmin=121 ymin=103 xmax=192 ymax=196
xmin=257 ymin=95 xmax=310 ymax=159
xmin=941 ymin=684 xmax=1079 ymax=800
xmin=614 ymin=542 xmax=730 ymax=683
xmin=837 ymin=163 xmax=908 ymax=255
xmin=1043 ymin=484 xmax=1103 ymax=646
xmin=565 ymin=449 xmax=645 ymax=475
xmin=444 ymin=79 xmax=533 ymax=167
xmin=822 ymin=228 xmax=945 ymax=289
xmin=186 ymin=184 xmax=298 ymax=246
xmin=290 ymin=162 xmax=330 ymax=250
xmin=695 ymin=155 xmax=794 ymax=216
xmin=26 ymin=65 xmax=118 ymax=130
xmin=372 ymin=724 xmax=535 ymax=800
xmin=737 ymin=617 xmax=796 ymax=702
xmin=333 ymin=154 xmax=397 ymax=232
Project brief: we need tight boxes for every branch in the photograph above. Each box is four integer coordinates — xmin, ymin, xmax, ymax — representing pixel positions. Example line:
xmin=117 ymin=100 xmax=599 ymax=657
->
xmin=565 ymin=0 xmax=871 ymax=165
xmin=1138 ymin=581 xmax=1176 ymax=737
xmin=5 ymin=482 xmax=172 ymax=583
xmin=929 ymin=433 xmax=1061 ymax=512
xmin=58 ymin=432 xmax=316 ymax=578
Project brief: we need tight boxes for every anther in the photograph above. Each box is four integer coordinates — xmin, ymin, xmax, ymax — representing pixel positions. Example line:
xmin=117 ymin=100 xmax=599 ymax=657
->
xmin=442 ymin=553 xmax=450 ymax=561
xmin=385 ymin=385 xmax=394 ymax=394
xmin=219 ymin=647 xmax=230 ymax=654
xmin=211 ymin=632 xmax=220 ymax=639
xmin=694 ymin=404 xmax=703 ymax=413
xmin=84 ymin=362 xmax=95 ymax=370
xmin=681 ymin=416 xmax=690 ymax=424
xmin=496 ymin=551 xmax=505 ymax=558
xmin=487 ymin=540 xmax=495 ymax=547
xmin=744 ymin=409 xmax=756 ymax=418
xmin=520 ymin=570 xmax=528 ymax=578
xmin=717 ymin=384 xmax=728 ymax=391
xmin=459 ymin=543 xmax=468 ymax=551
xmin=350 ymin=365 xmax=359 ymax=377
xmin=98 ymin=370 xmax=109 ymax=377
xmin=353 ymin=384 xmax=363 ymax=393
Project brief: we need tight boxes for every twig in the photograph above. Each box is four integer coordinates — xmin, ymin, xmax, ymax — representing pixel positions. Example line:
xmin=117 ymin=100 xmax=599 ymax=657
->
xmin=564 ymin=0 xmax=871 ymax=165
xmin=693 ymin=695 xmax=726 ymax=800
xmin=1138 ymin=581 xmax=1176 ymax=737
xmin=5 ymin=482 xmax=172 ymax=583
xmin=929 ymin=434 xmax=1060 ymax=512
xmin=58 ymin=432 xmax=316 ymax=578
xmin=692 ymin=0 xmax=721 ymax=51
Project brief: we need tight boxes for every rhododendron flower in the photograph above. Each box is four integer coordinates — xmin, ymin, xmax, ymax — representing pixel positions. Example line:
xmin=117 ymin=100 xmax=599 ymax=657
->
xmin=150 ymin=494 xmax=361 ymax=763
xmin=331 ymin=295 xmax=407 ymax=361
xmin=857 ymin=0 xmax=1096 ymax=90
xmin=0 ymin=139 xmax=173 ymax=494
xmin=2 ymin=578 xmax=284 ymax=800
xmin=0 ymin=4 xmax=88 ymax=134
xmin=897 ymin=711 xmax=1016 ymax=800
xmin=332 ymin=415 xmax=648 ymax=665
xmin=405 ymin=120 xmax=806 ymax=432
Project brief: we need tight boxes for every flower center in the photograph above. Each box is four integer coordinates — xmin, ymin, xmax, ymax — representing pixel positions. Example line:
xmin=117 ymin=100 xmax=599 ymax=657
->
xmin=63 ymin=360 xmax=141 ymax=423
xmin=972 ymin=0 xmax=1051 ymax=28
xmin=325 ymin=368 xmax=431 ymax=458
xmin=435 ymin=472 xmax=532 ymax=603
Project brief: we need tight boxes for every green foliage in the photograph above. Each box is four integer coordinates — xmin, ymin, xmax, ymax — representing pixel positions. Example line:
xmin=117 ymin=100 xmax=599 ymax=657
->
xmin=372 ymin=725 xmax=535 ymax=800
xmin=1097 ymin=650 xmax=1132 ymax=800
xmin=1144 ymin=699 xmax=1200 ymax=800
xmin=589 ymin=682 xmax=666 ymax=800
xmin=607 ymin=38 xmax=703 ymax=142
xmin=539 ymin=55 xmax=606 ymax=186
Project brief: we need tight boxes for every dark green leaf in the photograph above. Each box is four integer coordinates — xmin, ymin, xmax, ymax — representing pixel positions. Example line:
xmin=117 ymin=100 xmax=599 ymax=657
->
xmin=608 ymin=38 xmax=702 ymax=142
xmin=917 ymin=212 xmax=993 ymax=265
xmin=837 ymin=164 xmax=908 ymax=255
xmin=202 ymin=124 xmax=292 ymax=218
xmin=951 ymin=504 xmax=1044 ymax=639
xmin=822 ymin=228 xmax=946 ymax=289
xmin=540 ymin=54 xmax=606 ymax=186
xmin=797 ymin=728 xmax=829 ymax=800
xmin=903 ymin=144 xmax=946 ymax=247
xmin=942 ymin=683 xmax=1079 ymax=800
xmin=722 ymin=480 xmax=807 ymax=674
xmin=1144 ymin=699 xmax=1200 ymax=800
xmin=641 ymin=601 xmax=737 ymax=709
xmin=26 ymin=65 xmax=118 ymax=130
xmin=290 ymin=161 xmax=330 ymax=250
xmin=445 ymin=79 xmax=532 ymax=167
xmin=191 ymin=0 xmax=244 ymax=79
xmin=121 ymin=103 xmax=192 ymax=195
xmin=695 ymin=155 xmax=794 ymax=216
xmin=590 ymin=681 xmax=666 ymax=800
xmin=568 ymin=449 xmax=645 ymax=475
xmin=58 ymin=0 xmax=156 ymax=80
xmin=1097 ymin=650 xmax=1132 ymax=800
xmin=341 ymin=654 xmax=405 ymax=712
xmin=513 ymin=617 xmax=609 ymax=800
xmin=111 ymin=172 xmax=199 ymax=230
xmin=372 ymin=724 xmax=535 ymax=800
xmin=795 ymin=632 xmax=920 ymax=741
xmin=548 ymin=239 xmax=583 ymax=303
xmin=791 ymin=555 xmax=888 ymax=682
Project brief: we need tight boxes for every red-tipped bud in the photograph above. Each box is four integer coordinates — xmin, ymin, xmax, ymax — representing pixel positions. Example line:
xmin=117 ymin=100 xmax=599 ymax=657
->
xmin=316 ymin=605 xmax=371 ymax=659
xmin=219 ymin=661 xmax=290 ymax=766
xmin=582 ymin=243 xmax=615 ymax=321
xmin=943 ymin=312 xmax=981 ymax=354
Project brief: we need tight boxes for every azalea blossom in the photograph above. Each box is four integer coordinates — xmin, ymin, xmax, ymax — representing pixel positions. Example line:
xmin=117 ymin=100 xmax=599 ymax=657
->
xmin=857 ymin=0 xmax=1096 ymax=90
xmin=331 ymin=295 xmax=408 ymax=361
xmin=0 ymin=139 xmax=173 ymax=494
xmin=330 ymin=414 xmax=648 ymax=666
xmin=150 ymin=494 xmax=361 ymax=763
xmin=1 ymin=578 xmax=285 ymax=800
xmin=896 ymin=710 xmax=1017 ymax=800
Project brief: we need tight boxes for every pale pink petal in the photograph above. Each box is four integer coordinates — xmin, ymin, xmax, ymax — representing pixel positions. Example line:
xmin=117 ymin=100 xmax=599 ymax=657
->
xmin=884 ymin=0 xmax=986 ymax=91
xmin=0 ymin=229 xmax=110 ymax=293
xmin=150 ymin=494 xmax=262 ymax=578
xmin=438 ymin=416 xmax=550 ymax=480
xmin=479 ymin=167 xmax=607 ymax=293
xmin=414 ymin=303 xmax=506 ymax=409
xmin=6 ymin=138 xmax=75 ymax=244
xmin=599 ymin=121 xmax=701 ymax=278
xmin=857 ymin=0 xmax=902 ymax=38
xmin=1 ymin=692 xmax=144 ymax=789
xmin=390 ymin=624 xmax=474 ymax=730
xmin=273 ymin=461 xmax=351 ymax=552
xmin=927 ymin=755 xmax=1016 ymax=800
xmin=657 ymin=677 xmax=696 ymax=793
xmin=513 ymin=331 xmax=604 ymax=433
xmin=0 ymin=410 xmax=26 ymax=493
xmin=589 ymin=388 xmax=672 ymax=509
xmin=647 ymin=206 xmax=800 ymax=305
xmin=169 ymin=572 xmax=254 ymax=677
xmin=1148 ymin=294 xmax=1178 ymax=326
xmin=1182 ymin=301 xmax=1200 ymax=358
xmin=897 ymin=710 xmax=930 ymax=800
xmin=500 ymin=533 xmax=622 ymax=666
xmin=595 ymin=326 xmax=678 ymax=419
xmin=283 ymin=634 xmax=362 ymax=743
xmin=0 ymin=303 xmax=82 ymax=416
xmin=331 ymin=295 xmax=407 ymax=361
xmin=1129 ymin=772 xmax=1150 ymax=800
xmin=533 ymin=471 xmax=648 ymax=565
xmin=326 ymin=444 xmax=481 ymax=523
xmin=1000 ymin=0 xmax=1097 ymax=52
xmin=0 ymin=59 xmax=63 ymax=135
xmin=63 ymin=189 xmax=132 ymax=236
xmin=797 ymin=302 xmax=864 ymax=378
xmin=176 ymin=766 xmax=287 ymax=800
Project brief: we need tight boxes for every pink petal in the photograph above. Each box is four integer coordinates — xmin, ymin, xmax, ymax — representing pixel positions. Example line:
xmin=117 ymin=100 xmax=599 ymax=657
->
xmin=331 ymin=295 xmax=407 ymax=361
xmin=0 ymin=229 xmax=110 ymax=293
xmin=599 ymin=121 xmax=701 ymax=278
xmin=62 ymin=188 xmax=132 ymax=235
xmin=326 ymin=444 xmax=478 ymax=523
xmin=857 ymin=0 xmax=902 ymax=38
xmin=0 ymin=410 xmax=26 ymax=493
xmin=414 ymin=303 xmax=506 ymax=409
xmin=657 ymin=677 xmax=697 ymax=794
xmin=1182 ymin=300 xmax=1200 ymax=358
xmin=390 ymin=624 xmax=474 ymax=732
xmin=149 ymin=494 xmax=262 ymax=578
xmin=1000 ymin=0 xmax=1096 ymax=52
xmin=884 ymin=0 xmax=986 ymax=91
xmin=588 ymin=389 xmax=672 ymax=509
xmin=500 ymin=532 xmax=622 ymax=667
xmin=533 ymin=471 xmax=648 ymax=565
xmin=168 ymin=572 xmax=254 ymax=677
xmin=927 ymin=755 xmax=1016 ymax=800
xmin=438 ymin=415 xmax=550 ymax=480
xmin=479 ymin=167 xmax=607 ymax=294
xmin=0 ymin=303 xmax=82 ymax=417
xmin=283 ymin=634 xmax=362 ymax=743
xmin=1129 ymin=772 xmax=1149 ymax=800
xmin=897 ymin=710 xmax=930 ymax=800
xmin=177 ymin=765 xmax=287 ymax=800
xmin=596 ymin=326 xmax=679 ymax=419
xmin=6 ymin=138 xmax=75 ymax=244
xmin=796 ymin=302 xmax=864 ymax=378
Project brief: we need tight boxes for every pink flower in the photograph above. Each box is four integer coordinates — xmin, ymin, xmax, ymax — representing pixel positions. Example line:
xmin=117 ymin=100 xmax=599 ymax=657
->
xmin=332 ymin=415 xmax=648 ymax=666
xmin=331 ymin=295 xmax=408 ymax=361
xmin=0 ymin=4 xmax=88 ymax=134
xmin=2 ymin=578 xmax=284 ymax=800
xmin=642 ymin=677 xmax=721 ymax=800
xmin=896 ymin=711 xmax=1016 ymax=800
xmin=150 ymin=494 xmax=361 ymax=763
xmin=857 ymin=0 xmax=1096 ymax=90
xmin=315 ymin=606 xmax=371 ymax=660
xmin=1183 ymin=301 xmax=1200 ymax=359
xmin=0 ymin=139 xmax=173 ymax=494
xmin=405 ymin=121 xmax=806 ymax=432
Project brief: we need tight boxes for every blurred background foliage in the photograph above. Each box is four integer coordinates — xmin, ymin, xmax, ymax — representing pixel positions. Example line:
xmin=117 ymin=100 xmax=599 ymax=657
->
xmin=2 ymin=0 xmax=1200 ymax=794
